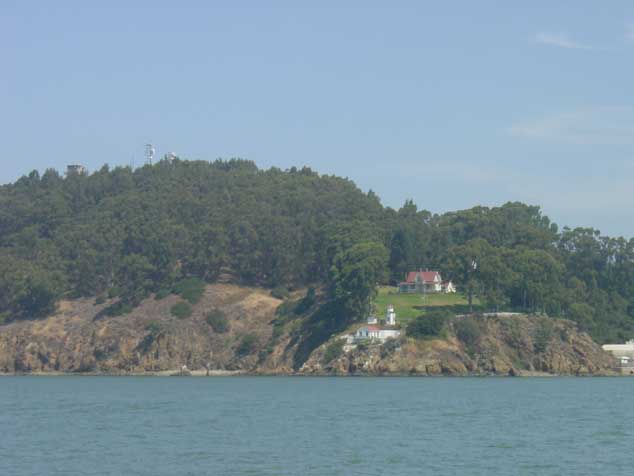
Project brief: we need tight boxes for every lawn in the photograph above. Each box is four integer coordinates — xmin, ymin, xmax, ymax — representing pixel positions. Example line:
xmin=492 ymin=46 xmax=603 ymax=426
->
xmin=372 ymin=286 xmax=479 ymax=326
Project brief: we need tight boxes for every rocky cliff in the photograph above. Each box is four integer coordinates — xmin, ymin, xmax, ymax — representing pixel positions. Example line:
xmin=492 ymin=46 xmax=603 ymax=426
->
xmin=302 ymin=314 xmax=617 ymax=376
xmin=0 ymin=284 xmax=293 ymax=374
xmin=0 ymin=286 xmax=617 ymax=376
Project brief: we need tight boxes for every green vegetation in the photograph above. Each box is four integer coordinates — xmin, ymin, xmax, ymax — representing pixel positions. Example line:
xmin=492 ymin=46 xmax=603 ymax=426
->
xmin=173 ymin=278 xmax=205 ymax=304
xmin=104 ymin=301 xmax=133 ymax=317
xmin=374 ymin=286 xmax=474 ymax=326
xmin=205 ymin=309 xmax=229 ymax=333
xmin=294 ymin=287 xmax=317 ymax=315
xmin=1 ymin=160 xmax=634 ymax=345
xmin=322 ymin=339 xmax=345 ymax=363
xmin=270 ymin=286 xmax=289 ymax=300
xmin=406 ymin=310 xmax=451 ymax=339
xmin=154 ymin=288 xmax=171 ymax=300
xmin=145 ymin=320 xmax=162 ymax=335
xmin=236 ymin=333 xmax=258 ymax=356
xmin=454 ymin=318 xmax=482 ymax=347
xmin=170 ymin=301 xmax=193 ymax=319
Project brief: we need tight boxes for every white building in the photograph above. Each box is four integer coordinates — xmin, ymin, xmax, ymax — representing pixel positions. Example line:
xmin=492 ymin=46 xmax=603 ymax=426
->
xmin=442 ymin=281 xmax=456 ymax=293
xmin=367 ymin=315 xmax=378 ymax=325
xmin=351 ymin=326 xmax=401 ymax=343
xmin=385 ymin=304 xmax=396 ymax=326
xmin=66 ymin=164 xmax=87 ymax=176
xmin=602 ymin=340 xmax=634 ymax=360
xmin=398 ymin=270 xmax=456 ymax=294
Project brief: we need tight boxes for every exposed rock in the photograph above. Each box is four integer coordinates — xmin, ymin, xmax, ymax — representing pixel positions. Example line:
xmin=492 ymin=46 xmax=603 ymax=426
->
xmin=0 ymin=290 xmax=618 ymax=376
xmin=301 ymin=314 xmax=617 ymax=376
xmin=0 ymin=284 xmax=286 ymax=374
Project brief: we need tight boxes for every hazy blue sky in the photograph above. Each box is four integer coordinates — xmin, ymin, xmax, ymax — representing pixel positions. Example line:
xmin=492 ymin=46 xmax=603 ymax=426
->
xmin=2 ymin=2 xmax=634 ymax=236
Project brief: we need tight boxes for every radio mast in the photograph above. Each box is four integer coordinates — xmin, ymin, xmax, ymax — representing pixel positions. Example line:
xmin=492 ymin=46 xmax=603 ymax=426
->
xmin=145 ymin=143 xmax=155 ymax=165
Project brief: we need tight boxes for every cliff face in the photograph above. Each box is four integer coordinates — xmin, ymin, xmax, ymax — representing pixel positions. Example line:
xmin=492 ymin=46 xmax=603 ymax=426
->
xmin=0 ymin=288 xmax=617 ymax=376
xmin=0 ymin=284 xmax=290 ymax=374
xmin=300 ymin=314 xmax=617 ymax=376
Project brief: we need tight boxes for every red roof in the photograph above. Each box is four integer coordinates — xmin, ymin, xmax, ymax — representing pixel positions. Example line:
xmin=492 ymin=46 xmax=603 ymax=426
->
xmin=364 ymin=325 xmax=380 ymax=331
xmin=405 ymin=271 xmax=440 ymax=284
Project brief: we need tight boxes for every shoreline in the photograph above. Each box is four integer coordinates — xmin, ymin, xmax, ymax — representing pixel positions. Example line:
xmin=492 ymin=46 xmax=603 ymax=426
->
xmin=0 ymin=370 xmax=625 ymax=377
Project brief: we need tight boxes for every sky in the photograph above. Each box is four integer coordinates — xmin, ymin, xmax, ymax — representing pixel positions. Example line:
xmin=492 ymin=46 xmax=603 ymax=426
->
xmin=2 ymin=1 xmax=634 ymax=236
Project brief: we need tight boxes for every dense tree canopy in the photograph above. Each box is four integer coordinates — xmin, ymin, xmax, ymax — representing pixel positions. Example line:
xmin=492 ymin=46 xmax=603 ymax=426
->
xmin=1 ymin=158 xmax=634 ymax=343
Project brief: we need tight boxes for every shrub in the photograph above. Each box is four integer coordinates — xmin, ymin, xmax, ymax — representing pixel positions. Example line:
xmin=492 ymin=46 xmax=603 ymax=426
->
xmin=407 ymin=310 xmax=450 ymax=339
xmin=322 ymin=339 xmax=344 ymax=363
xmin=275 ymin=299 xmax=297 ymax=318
xmin=154 ymin=288 xmax=171 ymax=300
xmin=173 ymin=278 xmax=205 ymax=304
xmin=455 ymin=318 xmax=482 ymax=347
xmin=294 ymin=287 xmax=316 ymax=315
xmin=145 ymin=320 xmax=161 ymax=335
xmin=356 ymin=341 xmax=369 ymax=352
xmin=380 ymin=337 xmax=400 ymax=358
xmin=104 ymin=301 xmax=133 ymax=316
xmin=95 ymin=294 xmax=106 ymax=305
xmin=170 ymin=301 xmax=193 ymax=319
xmin=107 ymin=287 xmax=121 ymax=299
xmin=206 ymin=309 xmax=229 ymax=333
xmin=270 ymin=286 xmax=290 ymax=300
xmin=236 ymin=333 xmax=258 ymax=356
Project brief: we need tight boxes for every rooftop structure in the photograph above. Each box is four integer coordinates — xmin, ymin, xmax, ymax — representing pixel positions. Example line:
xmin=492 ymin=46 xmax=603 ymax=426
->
xmin=66 ymin=164 xmax=87 ymax=176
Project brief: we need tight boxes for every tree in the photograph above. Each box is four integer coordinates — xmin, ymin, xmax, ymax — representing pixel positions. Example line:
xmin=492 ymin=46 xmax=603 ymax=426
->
xmin=445 ymin=239 xmax=489 ymax=312
xmin=407 ymin=310 xmax=450 ymax=339
xmin=329 ymin=241 xmax=388 ymax=321
xmin=206 ymin=309 xmax=229 ymax=333
xmin=388 ymin=228 xmax=415 ymax=283
xmin=508 ymin=249 xmax=563 ymax=314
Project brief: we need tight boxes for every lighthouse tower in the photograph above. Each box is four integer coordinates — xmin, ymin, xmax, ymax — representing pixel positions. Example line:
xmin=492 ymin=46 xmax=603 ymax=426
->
xmin=385 ymin=304 xmax=396 ymax=326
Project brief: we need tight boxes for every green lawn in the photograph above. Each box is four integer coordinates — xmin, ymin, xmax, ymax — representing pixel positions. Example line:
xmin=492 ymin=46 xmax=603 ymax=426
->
xmin=373 ymin=286 xmax=479 ymax=326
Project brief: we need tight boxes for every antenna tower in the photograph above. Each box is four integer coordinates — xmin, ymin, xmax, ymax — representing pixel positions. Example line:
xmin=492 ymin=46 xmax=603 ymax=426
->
xmin=145 ymin=143 xmax=155 ymax=165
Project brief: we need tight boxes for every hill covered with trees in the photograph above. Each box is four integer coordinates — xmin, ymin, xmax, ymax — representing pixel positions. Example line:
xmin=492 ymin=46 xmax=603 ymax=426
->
xmin=1 ymin=158 xmax=633 ymax=344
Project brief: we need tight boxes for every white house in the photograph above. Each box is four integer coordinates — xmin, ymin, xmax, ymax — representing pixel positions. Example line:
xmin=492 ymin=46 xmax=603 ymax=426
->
xmin=398 ymin=270 xmax=456 ymax=294
xmin=353 ymin=326 xmax=401 ymax=342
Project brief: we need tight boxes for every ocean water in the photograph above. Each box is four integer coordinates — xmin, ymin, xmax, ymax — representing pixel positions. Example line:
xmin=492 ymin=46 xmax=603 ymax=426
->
xmin=1 ymin=377 xmax=634 ymax=475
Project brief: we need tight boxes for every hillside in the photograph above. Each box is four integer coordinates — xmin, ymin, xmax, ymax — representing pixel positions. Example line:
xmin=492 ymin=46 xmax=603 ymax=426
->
xmin=1 ymin=158 xmax=634 ymax=348
xmin=302 ymin=313 xmax=616 ymax=376
xmin=374 ymin=286 xmax=475 ymax=325
xmin=0 ymin=284 xmax=616 ymax=376
xmin=0 ymin=284 xmax=290 ymax=374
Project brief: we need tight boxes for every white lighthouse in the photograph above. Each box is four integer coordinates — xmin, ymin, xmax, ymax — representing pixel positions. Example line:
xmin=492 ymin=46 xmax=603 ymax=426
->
xmin=385 ymin=304 xmax=396 ymax=326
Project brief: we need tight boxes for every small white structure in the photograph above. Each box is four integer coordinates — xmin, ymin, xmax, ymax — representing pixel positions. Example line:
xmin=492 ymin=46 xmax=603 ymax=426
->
xmin=442 ymin=281 xmax=456 ymax=293
xmin=603 ymin=340 xmax=634 ymax=373
xmin=352 ymin=326 xmax=401 ymax=343
xmin=385 ymin=304 xmax=396 ymax=326
xmin=603 ymin=340 xmax=634 ymax=361
xmin=367 ymin=315 xmax=378 ymax=325
xmin=66 ymin=164 xmax=87 ymax=176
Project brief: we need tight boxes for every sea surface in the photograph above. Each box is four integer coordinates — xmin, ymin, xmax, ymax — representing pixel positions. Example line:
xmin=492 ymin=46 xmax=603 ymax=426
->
xmin=1 ymin=376 xmax=634 ymax=475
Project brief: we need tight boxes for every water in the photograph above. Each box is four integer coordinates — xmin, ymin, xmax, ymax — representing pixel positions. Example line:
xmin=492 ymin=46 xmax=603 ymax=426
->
xmin=1 ymin=377 xmax=634 ymax=475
